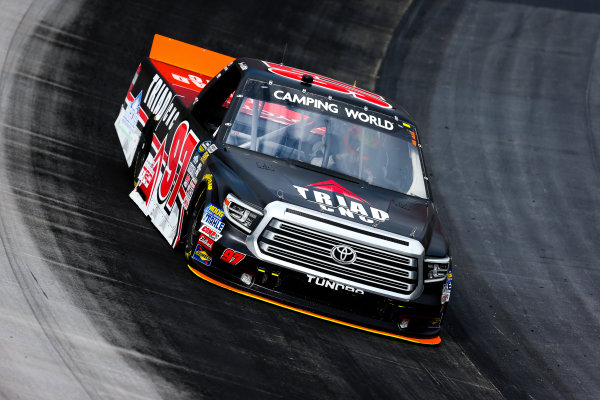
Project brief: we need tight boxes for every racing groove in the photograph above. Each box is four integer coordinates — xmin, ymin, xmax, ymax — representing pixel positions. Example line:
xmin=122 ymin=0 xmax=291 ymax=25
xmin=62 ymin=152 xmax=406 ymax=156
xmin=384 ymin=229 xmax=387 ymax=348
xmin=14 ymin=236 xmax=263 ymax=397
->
xmin=379 ymin=0 xmax=600 ymax=398
xmin=0 ymin=0 xmax=598 ymax=399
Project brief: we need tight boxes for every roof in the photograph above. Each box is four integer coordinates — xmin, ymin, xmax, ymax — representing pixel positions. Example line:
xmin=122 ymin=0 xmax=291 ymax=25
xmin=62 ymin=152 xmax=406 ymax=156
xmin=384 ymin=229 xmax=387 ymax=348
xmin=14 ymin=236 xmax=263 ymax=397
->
xmin=147 ymin=35 xmax=414 ymax=125
xmin=234 ymin=58 xmax=414 ymax=124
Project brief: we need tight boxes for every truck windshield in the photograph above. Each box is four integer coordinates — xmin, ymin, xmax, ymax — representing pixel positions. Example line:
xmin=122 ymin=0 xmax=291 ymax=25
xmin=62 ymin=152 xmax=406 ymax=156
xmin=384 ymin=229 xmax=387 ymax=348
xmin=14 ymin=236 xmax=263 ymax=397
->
xmin=224 ymin=79 xmax=428 ymax=199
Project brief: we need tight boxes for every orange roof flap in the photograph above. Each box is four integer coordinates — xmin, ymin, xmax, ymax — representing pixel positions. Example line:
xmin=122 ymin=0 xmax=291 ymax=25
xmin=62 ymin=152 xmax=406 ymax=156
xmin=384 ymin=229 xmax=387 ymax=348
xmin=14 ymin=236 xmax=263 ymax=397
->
xmin=149 ymin=34 xmax=235 ymax=78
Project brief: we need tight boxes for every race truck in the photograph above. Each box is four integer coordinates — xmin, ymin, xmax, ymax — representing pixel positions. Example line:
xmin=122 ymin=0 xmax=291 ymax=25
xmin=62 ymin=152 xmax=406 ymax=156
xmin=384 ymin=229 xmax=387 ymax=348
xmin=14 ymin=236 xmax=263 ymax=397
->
xmin=115 ymin=35 xmax=452 ymax=345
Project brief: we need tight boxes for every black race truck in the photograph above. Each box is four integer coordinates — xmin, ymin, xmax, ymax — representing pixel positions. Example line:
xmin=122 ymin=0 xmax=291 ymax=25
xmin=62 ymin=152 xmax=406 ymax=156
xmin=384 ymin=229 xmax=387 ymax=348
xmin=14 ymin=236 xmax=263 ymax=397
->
xmin=115 ymin=35 xmax=452 ymax=345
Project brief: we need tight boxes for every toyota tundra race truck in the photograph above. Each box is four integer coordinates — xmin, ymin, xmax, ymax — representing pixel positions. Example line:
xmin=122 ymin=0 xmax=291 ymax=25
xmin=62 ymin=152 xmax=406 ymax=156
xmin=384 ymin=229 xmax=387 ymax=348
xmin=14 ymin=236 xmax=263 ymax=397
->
xmin=115 ymin=35 xmax=452 ymax=345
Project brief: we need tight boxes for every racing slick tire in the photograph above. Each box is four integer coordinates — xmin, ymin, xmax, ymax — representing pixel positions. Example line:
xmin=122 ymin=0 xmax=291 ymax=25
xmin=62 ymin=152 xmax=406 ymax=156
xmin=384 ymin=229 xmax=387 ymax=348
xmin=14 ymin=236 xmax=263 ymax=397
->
xmin=131 ymin=115 xmax=157 ymax=186
xmin=184 ymin=177 xmax=211 ymax=259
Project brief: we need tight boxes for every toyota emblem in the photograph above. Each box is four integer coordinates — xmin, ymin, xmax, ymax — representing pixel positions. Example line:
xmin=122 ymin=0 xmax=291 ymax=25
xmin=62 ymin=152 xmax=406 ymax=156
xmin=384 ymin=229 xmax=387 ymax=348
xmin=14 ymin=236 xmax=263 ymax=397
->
xmin=330 ymin=244 xmax=357 ymax=265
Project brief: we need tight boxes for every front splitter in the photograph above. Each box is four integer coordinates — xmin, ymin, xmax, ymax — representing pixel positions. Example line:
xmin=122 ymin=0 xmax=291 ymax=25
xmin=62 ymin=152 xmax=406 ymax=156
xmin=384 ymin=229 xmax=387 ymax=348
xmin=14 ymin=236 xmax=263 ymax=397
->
xmin=188 ymin=265 xmax=441 ymax=345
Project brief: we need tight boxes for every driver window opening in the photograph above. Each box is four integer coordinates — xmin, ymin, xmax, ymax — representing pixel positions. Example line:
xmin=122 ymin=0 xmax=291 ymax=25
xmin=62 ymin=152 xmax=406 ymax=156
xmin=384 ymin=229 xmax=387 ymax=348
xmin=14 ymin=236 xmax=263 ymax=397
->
xmin=192 ymin=65 xmax=241 ymax=133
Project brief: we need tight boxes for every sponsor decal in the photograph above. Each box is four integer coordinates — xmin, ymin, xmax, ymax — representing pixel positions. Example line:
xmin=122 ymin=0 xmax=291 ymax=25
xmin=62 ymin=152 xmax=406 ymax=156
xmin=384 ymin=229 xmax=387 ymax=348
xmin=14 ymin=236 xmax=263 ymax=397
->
xmin=293 ymin=180 xmax=389 ymax=224
xmin=191 ymin=245 xmax=212 ymax=266
xmin=344 ymin=108 xmax=394 ymax=131
xmin=256 ymin=161 xmax=274 ymax=171
xmin=191 ymin=152 xmax=201 ymax=167
xmin=306 ymin=275 xmax=364 ymax=295
xmin=200 ymin=224 xmax=223 ymax=241
xmin=197 ymin=234 xmax=214 ymax=251
xmin=200 ymin=151 xmax=209 ymax=164
xmin=441 ymin=271 xmax=452 ymax=304
xmin=428 ymin=317 xmax=442 ymax=328
xmin=201 ymin=140 xmax=212 ymax=151
xmin=264 ymin=61 xmax=392 ymax=109
xmin=204 ymin=203 xmax=224 ymax=220
xmin=123 ymin=91 xmax=142 ymax=131
xmin=182 ymin=174 xmax=192 ymax=190
xmin=201 ymin=212 xmax=225 ymax=232
xmin=182 ymin=179 xmax=196 ymax=210
xmin=272 ymin=90 xmax=393 ymax=131
xmin=207 ymin=143 xmax=218 ymax=154
xmin=273 ymin=90 xmax=339 ymax=114
xmin=186 ymin=162 xmax=196 ymax=176
xmin=144 ymin=74 xmax=180 ymax=130
xmin=182 ymin=195 xmax=190 ymax=210
xmin=115 ymin=88 xmax=150 ymax=166
xmin=152 ymin=60 xmax=212 ymax=96
xmin=139 ymin=163 xmax=154 ymax=188
xmin=170 ymin=72 xmax=206 ymax=89
xmin=220 ymin=249 xmax=246 ymax=265
xmin=202 ymin=174 xmax=213 ymax=190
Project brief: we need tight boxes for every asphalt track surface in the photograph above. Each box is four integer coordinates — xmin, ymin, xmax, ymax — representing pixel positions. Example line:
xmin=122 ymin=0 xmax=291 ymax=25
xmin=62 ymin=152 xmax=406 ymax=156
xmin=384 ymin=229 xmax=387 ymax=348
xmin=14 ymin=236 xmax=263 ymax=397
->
xmin=0 ymin=0 xmax=599 ymax=399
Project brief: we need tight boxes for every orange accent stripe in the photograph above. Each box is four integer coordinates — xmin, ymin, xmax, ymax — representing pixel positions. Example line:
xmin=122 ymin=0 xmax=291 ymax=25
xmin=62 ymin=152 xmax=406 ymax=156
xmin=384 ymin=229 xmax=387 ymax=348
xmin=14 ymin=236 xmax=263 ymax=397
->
xmin=188 ymin=265 xmax=441 ymax=345
xmin=149 ymin=34 xmax=235 ymax=77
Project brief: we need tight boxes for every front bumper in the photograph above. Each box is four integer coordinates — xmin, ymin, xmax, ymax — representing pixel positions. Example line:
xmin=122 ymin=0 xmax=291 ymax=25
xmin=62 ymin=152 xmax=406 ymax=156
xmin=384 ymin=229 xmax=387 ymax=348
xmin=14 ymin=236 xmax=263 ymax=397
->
xmin=188 ymin=252 xmax=443 ymax=345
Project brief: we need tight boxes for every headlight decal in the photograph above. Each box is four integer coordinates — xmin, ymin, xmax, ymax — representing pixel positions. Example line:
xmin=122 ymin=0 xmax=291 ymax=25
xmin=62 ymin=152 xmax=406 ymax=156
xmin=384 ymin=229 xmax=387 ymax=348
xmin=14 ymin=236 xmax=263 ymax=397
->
xmin=223 ymin=193 xmax=263 ymax=233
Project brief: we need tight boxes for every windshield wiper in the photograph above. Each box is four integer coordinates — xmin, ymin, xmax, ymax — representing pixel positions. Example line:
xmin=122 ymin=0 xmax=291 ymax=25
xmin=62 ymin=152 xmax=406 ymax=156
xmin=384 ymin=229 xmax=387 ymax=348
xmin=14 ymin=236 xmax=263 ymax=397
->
xmin=286 ymin=159 xmax=362 ymax=185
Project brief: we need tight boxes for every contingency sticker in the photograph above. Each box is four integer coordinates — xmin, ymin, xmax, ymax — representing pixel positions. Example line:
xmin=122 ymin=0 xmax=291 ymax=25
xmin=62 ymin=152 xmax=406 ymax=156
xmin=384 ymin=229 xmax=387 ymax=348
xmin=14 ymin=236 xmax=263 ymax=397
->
xmin=200 ymin=224 xmax=223 ymax=241
xmin=192 ymin=245 xmax=212 ymax=266
xmin=201 ymin=212 xmax=225 ymax=232
xmin=204 ymin=203 xmax=224 ymax=220
xmin=198 ymin=234 xmax=215 ymax=251
xmin=441 ymin=271 xmax=452 ymax=304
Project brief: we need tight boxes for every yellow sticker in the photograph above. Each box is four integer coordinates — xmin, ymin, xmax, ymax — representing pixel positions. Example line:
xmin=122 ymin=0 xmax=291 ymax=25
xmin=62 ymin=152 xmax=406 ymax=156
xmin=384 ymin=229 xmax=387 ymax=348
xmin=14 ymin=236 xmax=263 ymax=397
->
xmin=202 ymin=173 xmax=213 ymax=190
xmin=208 ymin=203 xmax=224 ymax=218
xmin=200 ymin=152 xmax=209 ymax=164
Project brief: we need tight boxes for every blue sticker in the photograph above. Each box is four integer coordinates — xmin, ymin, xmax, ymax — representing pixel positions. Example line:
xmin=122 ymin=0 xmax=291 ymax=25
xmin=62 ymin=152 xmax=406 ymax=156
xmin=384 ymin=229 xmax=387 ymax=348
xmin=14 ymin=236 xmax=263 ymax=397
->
xmin=201 ymin=212 xmax=225 ymax=232
xmin=203 ymin=203 xmax=224 ymax=221
xmin=445 ymin=270 xmax=453 ymax=290
xmin=191 ymin=244 xmax=212 ymax=266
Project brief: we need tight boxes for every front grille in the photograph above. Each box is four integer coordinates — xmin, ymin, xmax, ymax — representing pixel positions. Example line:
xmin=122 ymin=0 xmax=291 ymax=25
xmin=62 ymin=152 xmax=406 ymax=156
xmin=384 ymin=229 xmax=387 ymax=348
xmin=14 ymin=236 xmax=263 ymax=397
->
xmin=257 ymin=219 xmax=418 ymax=295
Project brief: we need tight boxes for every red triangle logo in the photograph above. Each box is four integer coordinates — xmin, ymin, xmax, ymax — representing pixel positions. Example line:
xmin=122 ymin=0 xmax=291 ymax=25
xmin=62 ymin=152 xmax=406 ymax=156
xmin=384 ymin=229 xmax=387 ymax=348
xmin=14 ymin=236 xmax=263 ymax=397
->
xmin=307 ymin=180 xmax=372 ymax=206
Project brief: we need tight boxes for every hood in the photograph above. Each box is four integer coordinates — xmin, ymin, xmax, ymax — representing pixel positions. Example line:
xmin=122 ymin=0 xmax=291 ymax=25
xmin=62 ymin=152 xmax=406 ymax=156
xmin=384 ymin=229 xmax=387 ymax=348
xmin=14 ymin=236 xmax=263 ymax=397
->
xmin=217 ymin=146 xmax=438 ymax=243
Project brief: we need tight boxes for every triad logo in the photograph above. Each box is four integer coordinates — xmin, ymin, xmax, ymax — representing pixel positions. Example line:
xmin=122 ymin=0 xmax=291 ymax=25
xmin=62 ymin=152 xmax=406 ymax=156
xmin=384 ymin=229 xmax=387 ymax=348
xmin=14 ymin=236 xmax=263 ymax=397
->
xmin=293 ymin=180 xmax=388 ymax=223
xmin=306 ymin=180 xmax=371 ymax=206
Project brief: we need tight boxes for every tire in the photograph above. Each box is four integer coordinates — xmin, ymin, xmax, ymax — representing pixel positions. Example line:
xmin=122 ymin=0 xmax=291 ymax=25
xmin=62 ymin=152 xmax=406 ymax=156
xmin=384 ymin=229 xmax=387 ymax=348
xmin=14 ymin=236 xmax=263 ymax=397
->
xmin=131 ymin=115 xmax=157 ymax=186
xmin=184 ymin=181 xmax=209 ymax=259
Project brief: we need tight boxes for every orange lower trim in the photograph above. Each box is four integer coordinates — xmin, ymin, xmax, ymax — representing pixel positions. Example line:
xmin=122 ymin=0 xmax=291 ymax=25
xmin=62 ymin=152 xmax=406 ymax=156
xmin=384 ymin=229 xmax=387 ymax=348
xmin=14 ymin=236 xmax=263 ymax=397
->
xmin=188 ymin=265 xmax=441 ymax=345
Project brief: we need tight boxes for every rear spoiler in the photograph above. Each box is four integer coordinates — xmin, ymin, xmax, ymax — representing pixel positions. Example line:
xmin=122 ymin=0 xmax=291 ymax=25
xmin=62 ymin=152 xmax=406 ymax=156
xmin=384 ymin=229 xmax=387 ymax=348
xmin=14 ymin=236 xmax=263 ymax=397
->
xmin=149 ymin=34 xmax=235 ymax=78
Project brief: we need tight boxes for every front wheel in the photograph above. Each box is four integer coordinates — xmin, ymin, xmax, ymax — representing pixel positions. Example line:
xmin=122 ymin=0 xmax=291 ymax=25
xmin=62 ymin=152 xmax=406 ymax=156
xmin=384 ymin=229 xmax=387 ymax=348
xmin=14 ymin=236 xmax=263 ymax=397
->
xmin=184 ymin=181 xmax=210 ymax=259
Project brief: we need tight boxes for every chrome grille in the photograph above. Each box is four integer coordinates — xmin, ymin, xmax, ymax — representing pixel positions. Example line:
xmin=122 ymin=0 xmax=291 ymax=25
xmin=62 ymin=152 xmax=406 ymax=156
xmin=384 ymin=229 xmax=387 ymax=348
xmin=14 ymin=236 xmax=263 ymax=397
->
xmin=258 ymin=219 xmax=418 ymax=294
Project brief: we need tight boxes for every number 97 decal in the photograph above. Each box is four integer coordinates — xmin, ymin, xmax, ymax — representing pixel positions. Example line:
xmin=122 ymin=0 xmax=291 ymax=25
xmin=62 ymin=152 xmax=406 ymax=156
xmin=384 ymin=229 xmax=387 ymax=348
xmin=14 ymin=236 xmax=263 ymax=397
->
xmin=221 ymin=248 xmax=246 ymax=265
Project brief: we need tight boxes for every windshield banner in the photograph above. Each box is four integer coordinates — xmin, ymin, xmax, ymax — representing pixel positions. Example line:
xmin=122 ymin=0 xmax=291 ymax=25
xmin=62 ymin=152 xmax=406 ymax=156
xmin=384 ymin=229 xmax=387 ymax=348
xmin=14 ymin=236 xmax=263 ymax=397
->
xmin=241 ymin=79 xmax=404 ymax=135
